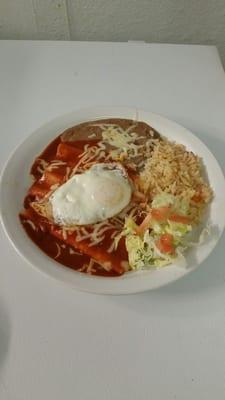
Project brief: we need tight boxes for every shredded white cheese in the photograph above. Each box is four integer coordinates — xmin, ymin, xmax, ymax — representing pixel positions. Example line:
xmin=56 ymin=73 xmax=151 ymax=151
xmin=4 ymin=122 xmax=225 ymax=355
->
xmin=71 ymin=142 xmax=106 ymax=176
xmin=97 ymin=124 xmax=139 ymax=148
xmin=107 ymin=241 xmax=116 ymax=253
xmin=69 ymin=247 xmax=81 ymax=255
xmin=54 ymin=242 xmax=61 ymax=259
xmin=86 ymin=258 xmax=95 ymax=274
xmin=36 ymin=159 xmax=49 ymax=174
xmin=47 ymin=160 xmax=66 ymax=171
xmin=50 ymin=183 xmax=60 ymax=191
xmin=62 ymin=228 xmax=68 ymax=240
xmin=24 ymin=219 xmax=37 ymax=231
xmin=101 ymin=262 xmax=112 ymax=271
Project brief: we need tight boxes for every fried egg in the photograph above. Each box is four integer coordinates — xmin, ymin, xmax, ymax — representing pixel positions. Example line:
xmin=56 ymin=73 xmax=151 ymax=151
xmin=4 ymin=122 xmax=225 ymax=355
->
xmin=50 ymin=163 xmax=132 ymax=225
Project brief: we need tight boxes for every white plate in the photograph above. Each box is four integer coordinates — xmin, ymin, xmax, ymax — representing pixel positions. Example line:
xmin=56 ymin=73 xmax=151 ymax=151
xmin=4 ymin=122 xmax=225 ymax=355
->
xmin=1 ymin=106 xmax=225 ymax=294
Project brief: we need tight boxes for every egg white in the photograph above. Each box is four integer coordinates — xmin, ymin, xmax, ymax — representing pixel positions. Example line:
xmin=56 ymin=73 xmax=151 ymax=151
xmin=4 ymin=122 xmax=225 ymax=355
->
xmin=50 ymin=163 xmax=132 ymax=225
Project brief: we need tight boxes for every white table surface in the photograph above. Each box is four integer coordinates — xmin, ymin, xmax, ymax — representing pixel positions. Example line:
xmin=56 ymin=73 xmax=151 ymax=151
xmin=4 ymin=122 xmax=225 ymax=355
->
xmin=0 ymin=40 xmax=225 ymax=400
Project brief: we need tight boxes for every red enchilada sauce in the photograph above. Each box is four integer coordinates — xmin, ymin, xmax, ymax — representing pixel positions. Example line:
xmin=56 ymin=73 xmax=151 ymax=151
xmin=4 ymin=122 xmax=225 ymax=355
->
xmin=20 ymin=119 xmax=160 ymax=276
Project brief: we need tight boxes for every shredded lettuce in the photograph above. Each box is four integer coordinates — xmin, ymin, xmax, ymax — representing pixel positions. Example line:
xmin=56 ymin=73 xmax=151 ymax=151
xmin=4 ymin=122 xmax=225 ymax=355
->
xmin=175 ymin=247 xmax=188 ymax=268
xmin=122 ymin=193 xmax=195 ymax=270
xmin=125 ymin=228 xmax=175 ymax=270
xmin=121 ymin=193 xmax=210 ymax=271
xmin=124 ymin=217 xmax=138 ymax=235
xmin=125 ymin=235 xmax=148 ymax=270
xmin=165 ymin=221 xmax=192 ymax=245
xmin=151 ymin=193 xmax=175 ymax=208
xmin=183 ymin=225 xmax=211 ymax=247
xmin=151 ymin=193 xmax=190 ymax=216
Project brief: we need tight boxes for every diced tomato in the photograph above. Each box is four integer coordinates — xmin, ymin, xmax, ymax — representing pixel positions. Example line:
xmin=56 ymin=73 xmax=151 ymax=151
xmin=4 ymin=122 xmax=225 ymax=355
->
xmin=135 ymin=206 xmax=191 ymax=236
xmin=156 ymin=233 xmax=175 ymax=254
xmin=168 ymin=214 xmax=191 ymax=224
xmin=136 ymin=207 xmax=172 ymax=235
xmin=191 ymin=194 xmax=203 ymax=203
xmin=151 ymin=207 xmax=171 ymax=221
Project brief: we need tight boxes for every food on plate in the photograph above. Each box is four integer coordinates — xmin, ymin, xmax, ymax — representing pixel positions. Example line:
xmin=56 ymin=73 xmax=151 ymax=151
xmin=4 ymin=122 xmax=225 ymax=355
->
xmin=50 ymin=163 xmax=132 ymax=225
xmin=19 ymin=118 xmax=213 ymax=276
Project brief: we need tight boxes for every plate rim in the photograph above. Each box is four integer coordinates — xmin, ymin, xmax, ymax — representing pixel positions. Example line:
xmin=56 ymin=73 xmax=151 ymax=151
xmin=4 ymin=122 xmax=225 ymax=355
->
xmin=1 ymin=105 xmax=225 ymax=294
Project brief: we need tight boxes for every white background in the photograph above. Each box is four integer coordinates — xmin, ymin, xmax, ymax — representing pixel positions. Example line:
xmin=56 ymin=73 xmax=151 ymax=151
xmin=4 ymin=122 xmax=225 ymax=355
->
xmin=0 ymin=41 xmax=225 ymax=400
xmin=0 ymin=0 xmax=225 ymax=66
